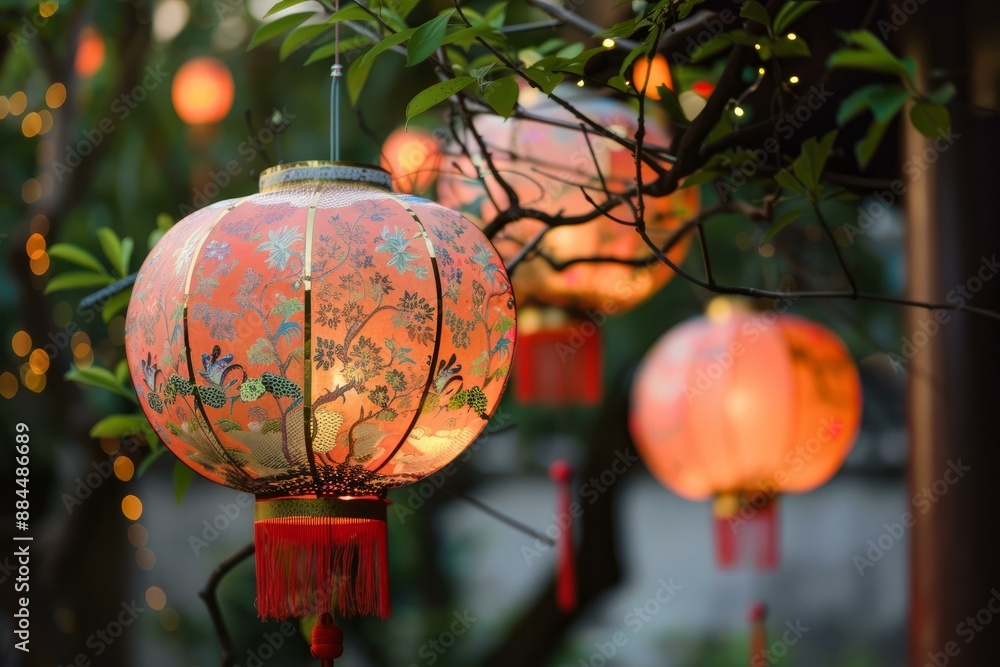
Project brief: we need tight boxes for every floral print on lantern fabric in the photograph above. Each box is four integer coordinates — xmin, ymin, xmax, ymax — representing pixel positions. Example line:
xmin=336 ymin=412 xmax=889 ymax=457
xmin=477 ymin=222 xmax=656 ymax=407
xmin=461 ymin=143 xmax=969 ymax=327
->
xmin=125 ymin=176 xmax=514 ymax=498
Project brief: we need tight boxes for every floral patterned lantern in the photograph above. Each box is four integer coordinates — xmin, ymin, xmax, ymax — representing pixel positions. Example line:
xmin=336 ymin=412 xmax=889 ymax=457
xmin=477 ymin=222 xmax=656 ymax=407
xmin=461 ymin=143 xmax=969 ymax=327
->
xmin=125 ymin=162 xmax=515 ymax=618
xmin=437 ymin=90 xmax=698 ymax=405
xmin=629 ymin=300 xmax=862 ymax=568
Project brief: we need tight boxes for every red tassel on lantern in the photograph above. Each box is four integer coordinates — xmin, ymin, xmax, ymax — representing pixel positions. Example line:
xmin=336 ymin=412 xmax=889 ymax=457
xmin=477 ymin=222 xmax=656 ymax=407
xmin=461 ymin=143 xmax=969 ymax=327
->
xmin=311 ymin=613 xmax=344 ymax=667
xmin=748 ymin=602 xmax=768 ymax=665
xmin=515 ymin=319 xmax=602 ymax=406
xmin=254 ymin=497 xmax=390 ymax=619
xmin=549 ymin=460 xmax=576 ymax=612
xmin=713 ymin=494 xmax=779 ymax=570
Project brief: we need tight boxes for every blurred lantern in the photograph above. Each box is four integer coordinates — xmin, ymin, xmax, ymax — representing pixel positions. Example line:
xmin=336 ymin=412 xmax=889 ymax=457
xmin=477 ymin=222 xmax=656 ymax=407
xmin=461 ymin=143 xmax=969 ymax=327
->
xmin=437 ymin=90 xmax=698 ymax=405
xmin=171 ymin=57 xmax=235 ymax=126
xmin=631 ymin=55 xmax=673 ymax=100
xmin=630 ymin=300 xmax=862 ymax=568
xmin=125 ymin=162 xmax=515 ymax=619
xmin=75 ymin=27 xmax=105 ymax=78
xmin=380 ymin=127 xmax=442 ymax=194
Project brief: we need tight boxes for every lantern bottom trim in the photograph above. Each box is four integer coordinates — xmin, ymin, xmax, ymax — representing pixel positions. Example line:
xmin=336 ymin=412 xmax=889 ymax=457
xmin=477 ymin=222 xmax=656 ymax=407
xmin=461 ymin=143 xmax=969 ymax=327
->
xmin=254 ymin=496 xmax=390 ymax=619
xmin=713 ymin=493 xmax=779 ymax=570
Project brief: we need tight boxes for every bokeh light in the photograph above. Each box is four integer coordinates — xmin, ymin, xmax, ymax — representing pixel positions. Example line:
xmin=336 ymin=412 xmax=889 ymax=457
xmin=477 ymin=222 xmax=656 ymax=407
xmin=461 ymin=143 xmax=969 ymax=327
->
xmin=8 ymin=91 xmax=27 ymax=116
xmin=171 ymin=57 xmax=234 ymax=125
xmin=114 ymin=456 xmax=135 ymax=481
xmin=159 ymin=608 xmax=180 ymax=631
xmin=22 ymin=179 xmax=41 ymax=204
xmin=153 ymin=0 xmax=190 ymax=42
xmin=12 ymin=331 xmax=32 ymax=357
xmin=46 ymin=83 xmax=66 ymax=108
xmin=145 ymin=586 xmax=167 ymax=611
xmin=0 ymin=372 xmax=18 ymax=399
xmin=21 ymin=112 xmax=42 ymax=137
xmin=75 ymin=28 xmax=106 ymax=78
xmin=135 ymin=547 xmax=156 ymax=570
xmin=122 ymin=494 xmax=143 ymax=520
xmin=29 ymin=349 xmax=50 ymax=374
xmin=26 ymin=233 xmax=46 ymax=260
xmin=128 ymin=523 xmax=149 ymax=548
xmin=30 ymin=252 xmax=50 ymax=275
xmin=38 ymin=110 xmax=53 ymax=135
xmin=100 ymin=437 xmax=121 ymax=455
xmin=0 ymin=95 xmax=9 ymax=119
xmin=39 ymin=1 xmax=58 ymax=18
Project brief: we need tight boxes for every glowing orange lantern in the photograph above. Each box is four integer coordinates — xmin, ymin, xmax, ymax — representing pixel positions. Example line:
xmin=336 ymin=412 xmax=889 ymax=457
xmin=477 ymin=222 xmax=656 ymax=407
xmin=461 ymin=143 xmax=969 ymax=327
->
xmin=630 ymin=300 xmax=862 ymax=568
xmin=438 ymin=90 xmax=698 ymax=405
xmin=171 ymin=57 xmax=235 ymax=126
xmin=380 ymin=127 xmax=442 ymax=194
xmin=632 ymin=55 xmax=673 ymax=100
xmin=125 ymin=162 xmax=515 ymax=618
xmin=75 ymin=27 xmax=105 ymax=78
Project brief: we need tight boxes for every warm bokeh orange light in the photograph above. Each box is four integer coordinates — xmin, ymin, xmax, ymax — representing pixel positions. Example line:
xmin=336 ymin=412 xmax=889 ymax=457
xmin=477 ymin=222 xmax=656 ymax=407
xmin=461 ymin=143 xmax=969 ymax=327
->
xmin=380 ymin=128 xmax=442 ymax=194
xmin=11 ymin=331 xmax=32 ymax=357
xmin=29 ymin=252 xmax=50 ymax=275
xmin=0 ymin=372 xmax=17 ymax=399
xmin=28 ymin=349 xmax=50 ymax=374
xmin=46 ymin=83 xmax=66 ymax=108
xmin=26 ymin=233 xmax=46 ymax=260
xmin=21 ymin=112 xmax=42 ymax=138
xmin=22 ymin=179 xmax=41 ymax=204
xmin=75 ymin=28 xmax=105 ymax=78
xmin=8 ymin=91 xmax=27 ymax=116
xmin=146 ymin=586 xmax=167 ymax=611
xmin=114 ymin=456 xmax=135 ymax=481
xmin=122 ymin=495 xmax=143 ymax=520
xmin=171 ymin=57 xmax=235 ymax=125
xmin=632 ymin=55 xmax=673 ymax=100
xmin=128 ymin=523 xmax=149 ymax=548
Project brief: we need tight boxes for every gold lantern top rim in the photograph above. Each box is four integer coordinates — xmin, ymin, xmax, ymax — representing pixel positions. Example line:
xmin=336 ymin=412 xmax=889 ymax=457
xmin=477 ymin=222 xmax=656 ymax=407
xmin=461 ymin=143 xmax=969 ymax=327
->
xmin=259 ymin=160 xmax=393 ymax=193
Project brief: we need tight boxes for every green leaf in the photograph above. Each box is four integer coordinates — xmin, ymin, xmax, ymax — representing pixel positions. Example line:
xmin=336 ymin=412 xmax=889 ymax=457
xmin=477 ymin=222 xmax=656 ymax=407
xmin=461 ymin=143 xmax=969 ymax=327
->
xmin=768 ymin=36 xmax=810 ymax=58
xmin=841 ymin=29 xmax=896 ymax=59
xmin=174 ymin=462 xmax=195 ymax=505
xmin=775 ymin=169 xmax=807 ymax=196
xmin=795 ymin=129 xmax=837 ymax=194
xmin=360 ymin=27 xmax=416 ymax=66
xmin=67 ymin=366 xmax=138 ymax=402
xmin=690 ymin=33 xmax=737 ymax=63
xmin=97 ymin=228 xmax=123 ymax=275
xmin=279 ymin=23 xmax=328 ymax=61
xmin=764 ymin=207 xmax=805 ymax=243
xmin=407 ymin=10 xmax=454 ymax=67
xmin=120 ymin=236 xmax=134 ymax=275
xmin=115 ymin=358 xmax=130 ymax=385
xmin=828 ymin=49 xmax=909 ymax=78
xmin=773 ymin=0 xmax=819 ymax=33
xmin=44 ymin=271 xmax=115 ymax=294
xmin=248 ymin=12 xmax=312 ymax=50
xmin=680 ymin=169 xmax=723 ymax=188
xmin=441 ymin=24 xmax=500 ymax=50
xmin=264 ymin=0 xmax=311 ymax=18
xmin=867 ymin=85 xmax=909 ymax=122
xmin=156 ymin=213 xmax=174 ymax=231
xmin=405 ymin=76 xmax=475 ymax=122
xmin=656 ymin=85 xmax=687 ymax=123
xmin=48 ymin=243 xmax=108 ymax=274
xmin=910 ymin=102 xmax=950 ymax=139
xmin=740 ymin=1 xmax=771 ymax=31
xmin=927 ymin=83 xmax=956 ymax=106
xmin=483 ymin=76 xmax=518 ymax=118
xmin=855 ymin=117 xmax=891 ymax=168
xmin=836 ymin=84 xmax=882 ymax=126
xmin=138 ymin=447 xmax=166 ymax=477
xmin=90 ymin=414 xmax=149 ymax=438
xmin=102 ymin=288 xmax=132 ymax=324
xmin=348 ymin=50 xmax=376 ymax=105
xmin=522 ymin=65 xmax=563 ymax=94
xmin=324 ymin=4 xmax=373 ymax=25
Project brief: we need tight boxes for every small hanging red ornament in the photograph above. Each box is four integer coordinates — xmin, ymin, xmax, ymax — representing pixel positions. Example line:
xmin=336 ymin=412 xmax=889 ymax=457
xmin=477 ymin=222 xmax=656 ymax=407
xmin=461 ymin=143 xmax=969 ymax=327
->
xmin=549 ymin=459 xmax=576 ymax=612
xmin=437 ymin=89 xmax=698 ymax=405
xmin=629 ymin=299 xmax=862 ymax=569
xmin=126 ymin=162 xmax=515 ymax=618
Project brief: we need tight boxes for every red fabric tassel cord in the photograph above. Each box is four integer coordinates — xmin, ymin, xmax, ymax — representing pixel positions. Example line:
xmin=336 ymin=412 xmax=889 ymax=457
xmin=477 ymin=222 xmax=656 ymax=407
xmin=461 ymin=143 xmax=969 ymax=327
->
xmin=514 ymin=321 xmax=602 ymax=405
xmin=255 ymin=515 xmax=390 ymax=619
xmin=713 ymin=494 xmax=779 ymax=570
xmin=550 ymin=460 xmax=577 ymax=612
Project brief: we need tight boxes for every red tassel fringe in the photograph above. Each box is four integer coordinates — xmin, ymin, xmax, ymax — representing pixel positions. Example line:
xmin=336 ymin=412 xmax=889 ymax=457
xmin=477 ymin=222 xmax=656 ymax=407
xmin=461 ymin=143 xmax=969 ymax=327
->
xmin=714 ymin=496 xmax=779 ymax=570
xmin=255 ymin=516 xmax=390 ymax=619
xmin=514 ymin=322 xmax=602 ymax=405
xmin=550 ymin=460 xmax=576 ymax=612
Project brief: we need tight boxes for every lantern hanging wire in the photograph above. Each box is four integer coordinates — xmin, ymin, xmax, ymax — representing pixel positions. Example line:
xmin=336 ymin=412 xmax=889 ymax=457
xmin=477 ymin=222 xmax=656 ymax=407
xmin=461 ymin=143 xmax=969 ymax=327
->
xmin=330 ymin=0 xmax=342 ymax=161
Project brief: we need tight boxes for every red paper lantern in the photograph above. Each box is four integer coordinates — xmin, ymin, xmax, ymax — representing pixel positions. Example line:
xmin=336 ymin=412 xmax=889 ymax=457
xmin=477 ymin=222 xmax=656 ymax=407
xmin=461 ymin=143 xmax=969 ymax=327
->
xmin=631 ymin=55 xmax=673 ymax=100
xmin=380 ymin=127 xmax=442 ymax=194
xmin=171 ymin=57 xmax=235 ymax=126
xmin=629 ymin=300 xmax=862 ymax=568
xmin=125 ymin=162 xmax=515 ymax=618
xmin=437 ymin=91 xmax=698 ymax=405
